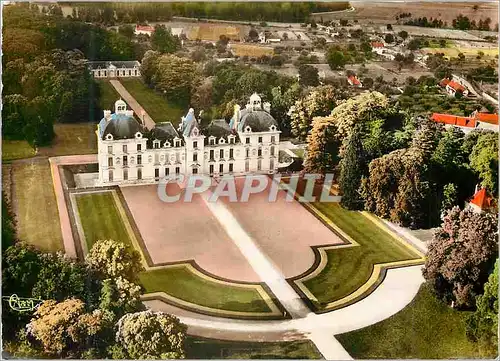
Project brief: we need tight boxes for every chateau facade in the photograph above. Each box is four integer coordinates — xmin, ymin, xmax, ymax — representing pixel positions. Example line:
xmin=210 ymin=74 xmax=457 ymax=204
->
xmin=97 ymin=94 xmax=280 ymax=185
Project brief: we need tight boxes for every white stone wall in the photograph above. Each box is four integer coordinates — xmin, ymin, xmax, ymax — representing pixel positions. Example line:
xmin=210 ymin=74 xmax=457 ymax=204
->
xmin=91 ymin=67 xmax=141 ymax=79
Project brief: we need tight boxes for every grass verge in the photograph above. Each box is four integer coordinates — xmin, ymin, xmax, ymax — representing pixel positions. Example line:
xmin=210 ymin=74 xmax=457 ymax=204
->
xmin=2 ymin=140 xmax=36 ymax=161
xmin=336 ymin=284 xmax=481 ymax=359
xmin=11 ymin=159 xmax=63 ymax=252
xmin=38 ymin=123 xmax=97 ymax=157
xmin=186 ymin=336 xmax=321 ymax=359
xmin=74 ymin=191 xmax=273 ymax=314
xmin=120 ymin=78 xmax=185 ymax=125
xmin=303 ymin=202 xmax=421 ymax=305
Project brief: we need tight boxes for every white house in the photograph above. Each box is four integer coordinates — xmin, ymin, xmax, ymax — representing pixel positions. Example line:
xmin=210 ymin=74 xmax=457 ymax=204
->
xmin=97 ymin=94 xmax=281 ymax=185
xmin=135 ymin=24 xmax=155 ymax=36
xmin=87 ymin=61 xmax=141 ymax=79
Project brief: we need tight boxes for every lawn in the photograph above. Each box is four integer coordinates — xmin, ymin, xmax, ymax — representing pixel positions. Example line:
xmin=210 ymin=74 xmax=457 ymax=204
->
xmin=302 ymin=203 xmax=422 ymax=307
xmin=120 ymin=78 xmax=185 ymax=125
xmin=229 ymin=44 xmax=274 ymax=57
xmin=2 ymin=140 xmax=36 ymax=161
xmin=337 ymin=284 xmax=481 ymax=359
xmin=291 ymin=148 xmax=305 ymax=159
xmin=74 ymin=191 xmax=275 ymax=315
xmin=11 ymin=159 xmax=64 ymax=252
xmin=96 ymin=79 xmax=123 ymax=111
xmin=75 ymin=192 xmax=132 ymax=250
xmin=37 ymin=123 xmax=97 ymax=157
xmin=423 ymin=46 xmax=499 ymax=59
xmin=186 ymin=337 xmax=321 ymax=359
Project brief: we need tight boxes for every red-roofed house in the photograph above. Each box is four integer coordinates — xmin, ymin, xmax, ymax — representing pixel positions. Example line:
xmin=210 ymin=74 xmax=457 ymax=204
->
xmin=439 ymin=78 xmax=450 ymax=87
xmin=445 ymin=80 xmax=469 ymax=97
xmin=347 ymin=75 xmax=362 ymax=88
xmin=371 ymin=41 xmax=384 ymax=48
xmin=467 ymin=187 xmax=495 ymax=213
xmin=135 ymin=25 xmax=155 ymax=36
xmin=430 ymin=111 xmax=499 ymax=132
xmin=430 ymin=113 xmax=476 ymax=128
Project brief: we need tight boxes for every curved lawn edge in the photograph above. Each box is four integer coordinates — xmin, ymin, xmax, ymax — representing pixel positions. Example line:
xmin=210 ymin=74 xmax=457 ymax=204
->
xmin=287 ymin=201 xmax=425 ymax=313
xmin=71 ymin=187 xmax=284 ymax=319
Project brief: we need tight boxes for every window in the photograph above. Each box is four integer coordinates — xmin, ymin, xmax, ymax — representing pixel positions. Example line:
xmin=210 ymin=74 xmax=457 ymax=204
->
xmin=137 ymin=155 xmax=142 ymax=165
xmin=123 ymin=156 xmax=128 ymax=167
xmin=220 ymin=149 xmax=224 ymax=159
xmin=109 ymin=170 xmax=113 ymax=182
xmin=108 ymin=146 xmax=113 ymax=154
xmin=155 ymin=168 xmax=159 ymax=179
xmin=209 ymin=164 xmax=214 ymax=175
xmin=175 ymin=167 xmax=180 ymax=175
xmin=137 ymin=168 xmax=142 ymax=180
xmin=270 ymin=145 xmax=275 ymax=156
xmin=229 ymin=148 xmax=234 ymax=159
xmin=210 ymin=150 xmax=214 ymax=160
xmin=98 ymin=70 xmax=101 ymax=77
xmin=229 ymin=163 xmax=233 ymax=172
xmin=246 ymin=148 xmax=250 ymax=158
xmin=258 ymin=148 xmax=262 ymax=157
xmin=193 ymin=141 xmax=198 ymax=149
xmin=193 ymin=168 xmax=198 ymax=174
xmin=245 ymin=160 xmax=249 ymax=172
xmin=108 ymin=157 xmax=113 ymax=167
xmin=219 ymin=164 xmax=224 ymax=173
xmin=123 ymin=169 xmax=128 ymax=180
xmin=209 ymin=138 xmax=215 ymax=145
xmin=257 ymin=159 xmax=262 ymax=171
xmin=271 ymin=136 xmax=275 ymax=143
xmin=137 ymin=144 xmax=142 ymax=151
xmin=258 ymin=136 xmax=263 ymax=143
xmin=270 ymin=158 xmax=274 ymax=170
xmin=246 ymin=137 xmax=250 ymax=144
xmin=123 ymin=145 xmax=127 ymax=153
xmin=229 ymin=137 xmax=235 ymax=144
xmin=193 ymin=153 xmax=198 ymax=162
xmin=154 ymin=142 xmax=160 ymax=149
xmin=134 ymin=70 xmax=137 ymax=76
xmin=165 ymin=167 xmax=169 ymax=176
xmin=104 ymin=70 xmax=107 ymax=77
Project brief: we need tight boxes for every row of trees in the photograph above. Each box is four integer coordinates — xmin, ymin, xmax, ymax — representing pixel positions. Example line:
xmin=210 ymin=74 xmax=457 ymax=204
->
xmin=62 ymin=2 xmax=350 ymax=24
xmin=3 ymin=232 xmax=187 ymax=359
xmin=402 ymin=14 xmax=497 ymax=31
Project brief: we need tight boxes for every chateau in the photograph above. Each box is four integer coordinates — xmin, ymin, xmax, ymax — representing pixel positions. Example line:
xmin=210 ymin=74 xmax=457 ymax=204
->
xmin=97 ymin=94 xmax=281 ymax=185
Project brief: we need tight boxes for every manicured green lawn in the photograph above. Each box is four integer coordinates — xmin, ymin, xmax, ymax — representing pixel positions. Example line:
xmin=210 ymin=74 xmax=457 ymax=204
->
xmin=337 ymin=284 xmax=481 ymax=359
xmin=186 ymin=336 xmax=321 ymax=359
xmin=291 ymin=148 xmax=305 ymax=159
xmin=120 ymin=78 xmax=185 ymax=125
xmin=38 ymin=123 xmax=97 ymax=157
xmin=11 ymin=159 xmax=64 ymax=252
xmin=75 ymin=191 xmax=275 ymax=314
xmin=96 ymin=79 xmax=124 ymax=111
xmin=303 ymin=203 xmax=421 ymax=306
xmin=140 ymin=267 xmax=271 ymax=313
xmin=75 ymin=192 xmax=132 ymax=250
xmin=2 ymin=140 xmax=36 ymax=161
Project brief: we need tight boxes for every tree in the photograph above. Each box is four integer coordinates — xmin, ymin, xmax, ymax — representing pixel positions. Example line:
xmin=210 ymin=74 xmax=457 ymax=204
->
xmin=248 ymin=27 xmax=258 ymax=41
xmin=339 ymin=128 xmax=367 ymax=210
xmin=86 ymin=240 xmax=144 ymax=282
xmin=140 ymin=50 xmax=161 ymax=86
xmin=26 ymin=299 xmax=112 ymax=358
xmin=118 ymin=25 xmax=135 ymax=39
xmin=99 ymin=277 xmax=144 ymax=318
xmin=270 ymin=83 xmax=301 ymax=137
xmin=441 ymin=183 xmax=458 ymax=213
xmin=298 ymin=64 xmax=319 ymax=87
xmin=384 ymin=33 xmax=395 ymax=43
xmin=115 ymin=310 xmax=187 ymax=359
xmin=466 ymin=260 xmax=498 ymax=357
xmin=151 ymin=25 xmax=181 ymax=54
xmin=423 ymin=207 xmax=498 ymax=308
xmin=2 ymin=193 xmax=17 ymax=251
xmin=326 ymin=49 xmax=346 ymax=70
xmin=470 ymin=132 xmax=498 ymax=195
xmin=386 ymin=24 xmax=393 ymax=30
xmin=398 ymin=30 xmax=409 ymax=40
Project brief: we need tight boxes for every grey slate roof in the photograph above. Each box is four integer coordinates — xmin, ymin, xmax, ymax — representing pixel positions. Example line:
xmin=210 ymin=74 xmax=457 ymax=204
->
xmin=150 ymin=122 xmax=179 ymax=142
xmin=101 ymin=113 xmax=144 ymax=140
xmin=237 ymin=109 xmax=278 ymax=132
xmin=87 ymin=60 xmax=140 ymax=70
xmin=203 ymin=119 xmax=236 ymax=144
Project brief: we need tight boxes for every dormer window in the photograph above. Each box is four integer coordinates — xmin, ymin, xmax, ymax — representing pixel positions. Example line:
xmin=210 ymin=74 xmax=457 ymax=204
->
xmin=154 ymin=140 xmax=161 ymax=149
xmin=245 ymin=126 xmax=251 ymax=133
xmin=270 ymin=125 xmax=277 ymax=131
xmin=135 ymin=132 xmax=143 ymax=139
xmin=105 ymin=134 xmax=114 ymax=141
xmin=174 ymin=139 xmax=181 ymax=147
xmin=228 ymin=136 xmax=235 ymax=144
xmin=192 ymin=128 xmax=199 ymax=136
xmin=209 ymin=137 xmax=216 ymax=145
xmin=164 ymin=141 xmax=171 ymax=148
xmin=219 ymin=138 xmax=225 ymax=145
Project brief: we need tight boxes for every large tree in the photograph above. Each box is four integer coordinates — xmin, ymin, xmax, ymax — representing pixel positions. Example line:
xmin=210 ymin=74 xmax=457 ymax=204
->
xmin=422 ymin=207 xmax=498 ymax=308
xmin=339 ymin=128 xmax=367 ymax=210
xmin=298 ymin=64 xmax=320 ymax=87
xmin=115 ymin=310 xmax=187 ymax=359
xmin=470 ymin=132 xmax=498 ymax=195
xmin=151 ymin=25 xmax=181 ymax=54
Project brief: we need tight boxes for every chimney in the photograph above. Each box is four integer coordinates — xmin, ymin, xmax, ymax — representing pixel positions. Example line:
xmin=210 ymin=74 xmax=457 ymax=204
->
xmin=104 ymin=110 xmax=111 ymax=121
xmin=233 ymin=104 xmax=241 ymax=130
xmin=263 ymin=102 xmax=271 ymax=113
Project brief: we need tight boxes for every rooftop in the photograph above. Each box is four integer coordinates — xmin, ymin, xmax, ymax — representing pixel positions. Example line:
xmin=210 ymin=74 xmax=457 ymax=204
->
xmin=430 ymin=113 xmax=476 ymax=128
xmin=469 ymin=188 xmax=495 ymax=210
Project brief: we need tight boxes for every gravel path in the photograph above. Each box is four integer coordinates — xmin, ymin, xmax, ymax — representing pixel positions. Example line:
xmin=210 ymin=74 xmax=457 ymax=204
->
xmin=109 ymin=80 xmax=156 ymax=129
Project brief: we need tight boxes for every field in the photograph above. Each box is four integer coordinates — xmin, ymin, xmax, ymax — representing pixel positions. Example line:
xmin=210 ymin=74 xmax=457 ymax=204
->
xmin=96 ymin=79 xmax=124 ymax=112
xmin=38 ymin=123 xmax=97 ymax=157
xmin=186 ymin=337 xmax=321 ymax=359
xmin=423 ymin=46 xmax=499 ymax=59
xmin=10 ymin=159 xmax=64 ymax=252
xmin=120 ymin=78 xmax=185 ymax=125
xmin=302 ymin=203 xmax=422 ymax=307
xmin=2 ymin=140 xmax=36 ymax=161
xmin=337 ymin=284 xmax=482 ymax=359
xmin=74 ymin=190 xmax=275 ymax=315
xmin=188 ymin=24 xmax=242 ymax=41
xmin=229 ymin=44 xmax=274 ymax=57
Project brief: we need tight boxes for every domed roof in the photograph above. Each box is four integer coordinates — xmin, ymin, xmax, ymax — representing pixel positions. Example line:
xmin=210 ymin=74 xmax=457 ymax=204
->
xmin=238 ymin=110 xmax=278 ymax=132
xmin=101 ymin=113 xmax=144 ymax=140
